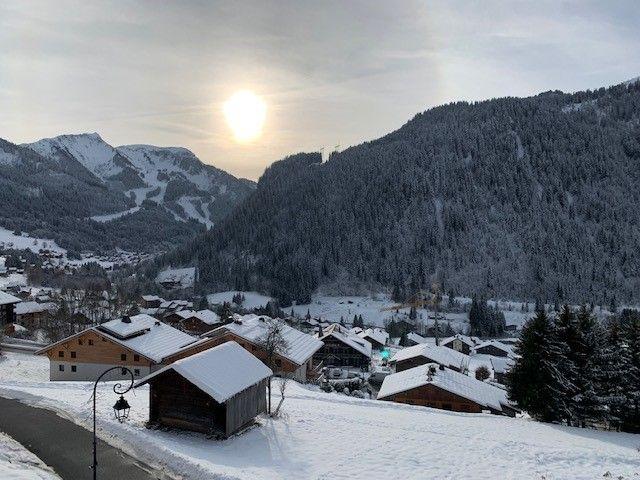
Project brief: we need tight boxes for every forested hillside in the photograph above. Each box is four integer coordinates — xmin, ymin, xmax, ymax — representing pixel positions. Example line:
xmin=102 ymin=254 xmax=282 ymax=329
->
xmin=0 ymin=134 xmax=254 ymax=254
xmin=161 ymin=79 xmax=640 ymax=306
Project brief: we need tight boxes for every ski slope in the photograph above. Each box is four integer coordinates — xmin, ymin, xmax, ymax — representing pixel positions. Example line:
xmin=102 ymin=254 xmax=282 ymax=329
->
xmin=0 ymin=353 xmax=637 ymax=480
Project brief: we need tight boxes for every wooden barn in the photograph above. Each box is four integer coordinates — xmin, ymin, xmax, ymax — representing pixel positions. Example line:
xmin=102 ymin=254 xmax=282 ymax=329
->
xmin=134 ymin=341 xmax=272 ymax=437
xmin=315 ymin=324 xmax=372 ymax=369
xmin=378 ymin=363 xmax=518 ymax=417
xmin=0 ymin=291 xmax=20 ymax=329
xmin=390 ymin=343 xmax=470 ymax=373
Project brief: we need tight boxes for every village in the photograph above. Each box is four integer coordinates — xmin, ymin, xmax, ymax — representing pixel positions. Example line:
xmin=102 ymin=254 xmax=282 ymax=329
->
xmin=1 ymin=254 xmax=637 ymax=480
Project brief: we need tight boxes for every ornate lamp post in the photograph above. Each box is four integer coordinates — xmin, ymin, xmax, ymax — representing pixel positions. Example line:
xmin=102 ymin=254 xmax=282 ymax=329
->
xmin=92 ymin=367 xmax=134 ymax=480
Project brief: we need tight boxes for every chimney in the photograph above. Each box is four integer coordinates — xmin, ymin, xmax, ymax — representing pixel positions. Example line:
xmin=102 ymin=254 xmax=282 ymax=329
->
xmin=439 ymin=364 xmax=445 ymax=371
xmin=154 ymin=321 xmax=160 ymax=326
xmin=121 ymin=316 xmax=131 ymax=324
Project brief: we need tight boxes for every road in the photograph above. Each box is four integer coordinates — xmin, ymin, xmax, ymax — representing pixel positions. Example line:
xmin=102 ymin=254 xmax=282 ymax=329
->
xmin=0 ymin=396 xmax=169 ymax=480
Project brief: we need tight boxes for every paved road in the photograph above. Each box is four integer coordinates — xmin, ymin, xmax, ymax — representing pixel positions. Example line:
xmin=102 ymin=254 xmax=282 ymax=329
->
xmin=0 ymin=396 xmax=167 ymax=480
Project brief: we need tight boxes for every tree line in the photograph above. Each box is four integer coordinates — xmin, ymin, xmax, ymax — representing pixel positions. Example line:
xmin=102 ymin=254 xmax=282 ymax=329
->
xmin=508 ymin=305 xmax=639 ymax=432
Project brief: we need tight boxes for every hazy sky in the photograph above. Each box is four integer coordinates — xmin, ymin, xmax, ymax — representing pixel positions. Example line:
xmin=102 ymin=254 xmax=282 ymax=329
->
xmin=2 ymin=1 xmax=640 ymax=180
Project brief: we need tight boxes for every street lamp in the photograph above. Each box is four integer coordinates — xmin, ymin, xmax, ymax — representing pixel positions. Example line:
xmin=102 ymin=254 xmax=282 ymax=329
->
xmin=92 ymin=367 xmax=134 ymax=480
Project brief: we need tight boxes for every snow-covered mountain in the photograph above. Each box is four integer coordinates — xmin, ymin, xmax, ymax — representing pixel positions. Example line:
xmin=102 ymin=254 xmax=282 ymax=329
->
xmin=23 ymin=133 xmax=254 ymax=228
xmin=0 ymin=133 xmax=253 ymax=254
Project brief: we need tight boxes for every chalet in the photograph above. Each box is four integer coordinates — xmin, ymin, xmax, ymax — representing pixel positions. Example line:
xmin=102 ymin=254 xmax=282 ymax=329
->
xmin=164 ymin=309 xmax=221 ymax=334
xmin=134 ymin=341 xmax=271 ymax=437
xmin=490 ymin=357 xmax=515 ymax=384
xmin=0 ymin=291 xmax=20 ymax=329
xmin=165 ymin=314 xmax=323 ymax=382
xmin=357 ymin=328 xmax=389 ymax=350
xmin=36 ymin=314 xmax=197 ymax=381
xmin=441 ymin=334 xmax=480 ymax=355
xmin=401 ymin=332 xmax=428 ymax=347
xmin=377 ymin=363 xmax=518 ymax=416
xmin=390 ymin=344 xmax=469 ymax=373
xmin=14 ymin=301 xmax=56 ymax=330
xmin=315 ymin=324 xmax=372 ymax=370
xmin=473 ymin=340 xmax=514 ymax=358
xmin=140 ymin=295 xmax=164 ymax=309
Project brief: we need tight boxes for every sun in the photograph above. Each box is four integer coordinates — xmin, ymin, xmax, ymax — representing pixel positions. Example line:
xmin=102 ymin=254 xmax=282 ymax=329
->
xmin=223 ymin=90 xmax=267 ymax=143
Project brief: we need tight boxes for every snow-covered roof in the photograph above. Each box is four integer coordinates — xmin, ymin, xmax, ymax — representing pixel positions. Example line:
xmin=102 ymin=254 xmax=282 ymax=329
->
xmin=358 ymin=328 xmax=389 ymax=346
xmin=195 ymin=309 xmax=220 ymax=325
xmin=97 ymin=314 xmax=197 ymax=362
xmin=391 ymin=344 xmax=469 ymax=371
xmin=205 ymin=314 xmax=324 ymax=366
xmin=141 ymin=295 xmax=163 ymax=302
xmin=473 ymin=340 xmax=514 ymax=356
xmin=155 ymin=267 xmax=196 ymax=288
xmin=490 ymin=356 xmax=515 ymax=374
xmin=406 ymin=332 xmax=428 ymax=344
xmin=441 ymin=334 xmax=479 ymax=348
xmin=0 ymin=291 xmax=21 ymax=306
xmin=135 ymin=341 xmax=272 ymax=403
xmin=15 ymin=301 xmax=55 ymax=315
xmin=319 ymin=324 xmax=372 ymax=358
xmin=378 ymin=363 xmax=510 ymax=412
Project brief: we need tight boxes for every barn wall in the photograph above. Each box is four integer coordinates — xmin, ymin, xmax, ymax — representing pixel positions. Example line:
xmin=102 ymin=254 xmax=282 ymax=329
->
xmin=314 ymin=336 xmax=370 ymax=368
xmin=224 ymin=379 xmax=268 ymax=436
xmin=381 ymin=384 xmax=483 ymax=413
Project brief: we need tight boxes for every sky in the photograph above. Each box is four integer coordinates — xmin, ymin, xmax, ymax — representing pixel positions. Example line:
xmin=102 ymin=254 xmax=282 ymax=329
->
xmin=1 ymin=1 xmax=640 ymax=180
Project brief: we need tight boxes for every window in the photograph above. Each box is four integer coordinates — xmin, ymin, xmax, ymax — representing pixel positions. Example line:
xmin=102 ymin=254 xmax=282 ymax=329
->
xmin=133 ymin=354 xmax=139 ymax=362
xmin=59 ymin=365 xmax=64 ymax=372
xmin=121 ymin=368 xmax=127 ymax=375
xmin=78 ymin=339 xmax=83 ymax=346
xmin=275 ymin=358 xmax=282 ymax=367
xmin=88 ymin=339 xmax=94 ymax=346
xmin=121 ymin=354 xmax=127 ymax=361
xmin=70 ymin=351 xmax=76 ymax=359
xmin=58 ymin=351 xmax=64 ymax=358
xmin=134 ymin=369 xmax=140 ymax=376
xmin=71 ymin=365 xmax=77 ymax=372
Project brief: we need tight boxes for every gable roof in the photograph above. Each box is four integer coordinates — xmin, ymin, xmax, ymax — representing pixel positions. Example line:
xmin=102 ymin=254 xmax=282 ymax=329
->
xmin=0 ymin=290 xmax=21 ymax=306
xmin=204 ymin=314 xmax=324 ymax=366
xmin=135 ymin=341 xmax=272 ymax=403
xmin=15 ymin=301 xmax=55 ymax=315
xmin=406 ymin=332 xmax=428 ymax=344
xmin=490 ymin=356 xmax=515 ymax=374
xmin=441 ymin=334 xmax=479 ymax=348
xmin=473 ymin=340 xmax=514 ymax=356
xmin=358 ymin=328 xmax=389 ymax=346
xmin=36 ymin=314 xmax=197 ymax=363
xmin=319 ymin=324 xmax=372 ymax=358
xmin=378 ymin=363 xmax=511 ymax=412
xmin=390 ymin=344 xmax=469 ymax=371
xmin=175 ymin=309 xmax=220 ymax=325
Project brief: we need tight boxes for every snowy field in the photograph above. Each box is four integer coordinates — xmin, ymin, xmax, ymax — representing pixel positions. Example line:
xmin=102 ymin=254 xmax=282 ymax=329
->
xmin=0 ymin=431 xmax=59 ymax=479
xmin=208 ymin=291 xmax=275 ymax=310
xmin=0 ymin=353 xmax=638 ymax=480
xmin=0 ymin=227 xmax=65 ymax=255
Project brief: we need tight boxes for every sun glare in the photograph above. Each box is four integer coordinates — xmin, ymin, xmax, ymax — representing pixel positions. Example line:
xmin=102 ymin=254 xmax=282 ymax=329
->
xmin=223 ymin=90 xmax=266 ymax=143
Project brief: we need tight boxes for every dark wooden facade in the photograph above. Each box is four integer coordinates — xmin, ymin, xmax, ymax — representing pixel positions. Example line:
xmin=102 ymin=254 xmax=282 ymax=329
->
xmin=0 ymin=303 xmax=17 ymax=329
xmin=442 ymin=338 xmax=472 ymax=355
xmin=395 ymin=355 xmax=463 ymax=373
xmin=314 ymin=335 xmax=370 ymax=369
xmin=475 ymin=344 xmax=509 ymax=357
xmin=147 ymin=369 xmax=267 ymax=437
xmin=380 ymin=383 xmax=484 ymax=413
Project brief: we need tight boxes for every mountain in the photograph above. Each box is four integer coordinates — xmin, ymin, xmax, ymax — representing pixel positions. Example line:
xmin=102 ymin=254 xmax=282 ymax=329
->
xmin=0 ymin=134 xmax=254 ymax=255
xmin=163 ymin=79 xmax=640 ymax=306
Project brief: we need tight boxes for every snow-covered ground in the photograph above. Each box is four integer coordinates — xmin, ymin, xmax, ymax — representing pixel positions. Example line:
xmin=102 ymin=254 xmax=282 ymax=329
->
xmin=90 ymin=206 xmax=141 ymax=223
xmin=0 ymin=353 xmax=638 ymax=480
xmin=0 ymin=431 xmax=59 ymax=479
xmin=207 ymin=291 xmax=275 ymax=310
xmin=0 ymin=227 xmax=65 ymax=255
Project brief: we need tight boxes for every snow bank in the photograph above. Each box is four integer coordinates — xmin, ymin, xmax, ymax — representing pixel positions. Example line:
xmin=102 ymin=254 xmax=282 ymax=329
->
xmin=0 ymin=431 xmax=60 ymax=479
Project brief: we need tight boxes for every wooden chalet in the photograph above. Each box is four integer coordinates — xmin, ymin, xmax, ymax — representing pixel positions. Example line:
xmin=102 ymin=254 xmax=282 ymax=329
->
xmin=378 ymin=363 xmax=518 ymax=416
xmin=390 ymin=343 xmax=469 ymax=373
xmin=0 ymin=291 xmax=20 ymax=330
xmin=357 ymin=328 xmax=389 ymax=350
xmin=14 ymin=301 xmax=56 ymax=330
xmin=140 ymin=295 xmax=164 ymax=309
xmin=315 ymin=324 xmax=372 ymax=369
xmin=473 ymin=340 xmax=513 ymax=358
xmin=164 ymin=314 xmax=324 ymax=382
xmin=36 ymin=314 xmax=197 ymax=381
xmin=164 ymin=309 xmax=221 ymax=334
xmin=441 ymin=334 xmax=480 ymax=355
xmin=134 ymin=341 xmax=272 ymax=437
